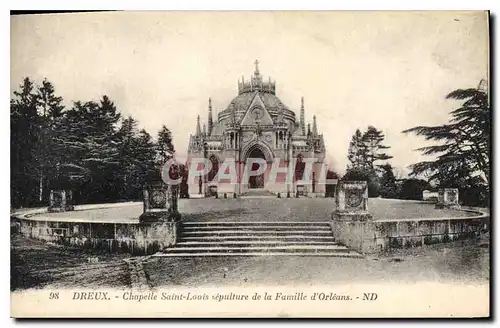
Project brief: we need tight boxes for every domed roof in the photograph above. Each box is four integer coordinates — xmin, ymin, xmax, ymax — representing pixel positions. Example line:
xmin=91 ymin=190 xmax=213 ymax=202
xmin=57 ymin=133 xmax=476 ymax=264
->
xmin=223 ymin=91 xmax=289 ymax=115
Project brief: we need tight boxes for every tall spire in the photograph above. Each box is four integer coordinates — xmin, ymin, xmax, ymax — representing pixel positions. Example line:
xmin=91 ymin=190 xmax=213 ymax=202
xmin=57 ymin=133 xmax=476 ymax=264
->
xmin=312 ymin=115 xmax=318 ymax=136
xmin=208 ymin=97 xmax=213 ymax=135
xmin=307 ymin=123 xmax=311 ymax=137
xmin=254 ymin=59 xmax=260 ymax=76
xmin=203 ymin=123 xmax=206 ymax=136
xmin=300 ymin=97 xmax=305 ymax=136
xmin=196 ymin=115 xmax=201 ymax=136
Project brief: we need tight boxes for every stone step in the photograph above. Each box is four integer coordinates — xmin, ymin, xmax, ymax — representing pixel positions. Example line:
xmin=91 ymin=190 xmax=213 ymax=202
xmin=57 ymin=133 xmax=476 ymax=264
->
xmin=179 ymin=236 xmax=336 ymax=242
xmin=182 ymin=221 xmax=331 ymax=226
xmin=153 ymin=252 xmax=363 ymax=258
xmin=180 ymin=230 xmax=333 ymax=236
xmin=181 ymin=225 xmax=332 ymax=231
xmin=165 ymin=245 xmax=351 ymax=253
xmin=176 ymin=241 xmax=340 ymax=247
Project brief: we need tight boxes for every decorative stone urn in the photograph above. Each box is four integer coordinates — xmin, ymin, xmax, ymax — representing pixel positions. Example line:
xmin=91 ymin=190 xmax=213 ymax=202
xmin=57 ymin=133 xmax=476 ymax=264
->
xmin=48 ymin=190 xmax=74 ymax=212
xmin=435 ymin=188 xmax=461 ymax=210
xmin=139 ymin=181 xmax=180 ymax=224
xmin=331 ymin=181 xmax=378 ymax=254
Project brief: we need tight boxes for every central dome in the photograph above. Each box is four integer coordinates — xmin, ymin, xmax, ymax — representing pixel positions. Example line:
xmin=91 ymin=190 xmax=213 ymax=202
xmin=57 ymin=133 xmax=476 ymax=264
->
xmin=226 ymin=91 xmax=288 ymax=114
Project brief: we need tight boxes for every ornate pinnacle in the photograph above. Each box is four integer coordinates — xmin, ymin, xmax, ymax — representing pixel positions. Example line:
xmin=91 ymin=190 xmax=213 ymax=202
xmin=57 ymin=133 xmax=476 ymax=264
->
xmin=208 ymin=97 xmax=213 ymax=135
xmin=196 ymin=115 xmax=201 ymax=136
xmin=300 ymin=97 xmax=305 ymax=136
xmin=312 ymin=115 xmax=318 ymax=136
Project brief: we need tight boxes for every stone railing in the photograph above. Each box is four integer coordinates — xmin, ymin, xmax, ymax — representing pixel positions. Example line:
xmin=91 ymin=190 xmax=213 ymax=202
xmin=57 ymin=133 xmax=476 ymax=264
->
xmin=331 ymin=182 xmax=488 ymax=254
xmin=12 ymin=182 xmax=182 ymax=256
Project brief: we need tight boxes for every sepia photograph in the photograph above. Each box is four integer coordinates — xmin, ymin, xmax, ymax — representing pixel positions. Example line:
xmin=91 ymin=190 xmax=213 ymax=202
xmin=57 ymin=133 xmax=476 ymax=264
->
xmin=9 ymin=10 xmax=490 ymax=318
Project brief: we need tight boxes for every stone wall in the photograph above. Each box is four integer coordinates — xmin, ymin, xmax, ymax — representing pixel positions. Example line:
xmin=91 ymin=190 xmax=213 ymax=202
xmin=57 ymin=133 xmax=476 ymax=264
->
xmin=15 ymin=218 xmax=179 ymax=255
xmin=331 ymin=214 xmax=489 ymax=254
xmin=374 ymin=215 xmax=489 ymax=251
xmin=332 ymin=181 xmax=488 ymax=254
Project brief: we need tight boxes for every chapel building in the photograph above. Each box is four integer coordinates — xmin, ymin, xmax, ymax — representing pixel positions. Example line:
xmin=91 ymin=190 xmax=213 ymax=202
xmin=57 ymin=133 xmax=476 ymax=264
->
xmin=186 ymin=61 xmax=328 ymax=197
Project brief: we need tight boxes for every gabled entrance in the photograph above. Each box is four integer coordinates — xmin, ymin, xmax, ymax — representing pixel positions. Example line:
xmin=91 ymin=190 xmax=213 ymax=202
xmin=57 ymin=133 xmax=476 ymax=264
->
xmin=248 ymin=147 xmax=266 ymax=189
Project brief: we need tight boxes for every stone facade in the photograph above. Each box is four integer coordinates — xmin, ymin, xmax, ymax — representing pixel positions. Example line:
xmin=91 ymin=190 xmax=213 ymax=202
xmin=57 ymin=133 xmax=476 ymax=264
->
xmin=187 ymin=61 xmax=330 ymax=197
xmin=48 ymin=189 xmax=74 ymax=212
xmin=435 ymin=188 xmax=461 ymax=210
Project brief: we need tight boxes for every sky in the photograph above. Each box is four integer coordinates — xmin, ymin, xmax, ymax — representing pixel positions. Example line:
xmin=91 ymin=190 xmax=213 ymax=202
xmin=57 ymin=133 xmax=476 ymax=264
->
xmin=10 ymin=11 xmax=489 ymax=174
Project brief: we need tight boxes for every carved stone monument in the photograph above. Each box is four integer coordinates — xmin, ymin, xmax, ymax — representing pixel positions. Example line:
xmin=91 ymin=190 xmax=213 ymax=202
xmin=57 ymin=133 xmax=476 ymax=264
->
xmin=48 ymin=190 xmax=74 ymax=212
xmin=296 ymin=184 xmax=306 ymax=197
xmin=435 ymin=188 xmax=460 ymax=209
xmin=331 ymin=181 xmax=379 ymax=254
xmin=139 ymin=181 xmax=180 ymax=224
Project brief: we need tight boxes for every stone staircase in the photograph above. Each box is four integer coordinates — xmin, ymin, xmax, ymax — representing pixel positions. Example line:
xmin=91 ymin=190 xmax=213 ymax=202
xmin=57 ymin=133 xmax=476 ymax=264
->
xmin=239 ymin=188 xmax=276 ymax=198
xmin=154 ymin=221 xmax=362 ymax=258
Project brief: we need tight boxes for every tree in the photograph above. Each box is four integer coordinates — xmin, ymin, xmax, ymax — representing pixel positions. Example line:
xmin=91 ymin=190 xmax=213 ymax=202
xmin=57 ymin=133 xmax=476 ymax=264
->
xmin=115 ymin=117 xmax=158 ymax=199
xmin=51 ymin=98 xmax=121 ymax=203
xmin=11 ymin=78 xmax=40 ymax=206
xmin=37 ymin=78 xmax=64 ymax=119
xmin=347 ymin=126 xmax=392 ymax=171
xmin=157 ymin=125 xmax=175 ymax=165
xmin=345 ymin=126 xmax=392 ymax=197
xmin=347 ymin=129 xmax=367 ymax=169
xmin=378 ymin=163 xmax=399 ymax=199
xmin=398 ymin=178 xmax=431 ymax=200
xmin=35 ymin=79 xmax=66 ymax=202
xmin=11 ymin=77 xmax=177 ymax=207
xmin=362 ymin=126 xmax=393 ymax=170
xmin=402 ymin=81 xmax=490 ymax=188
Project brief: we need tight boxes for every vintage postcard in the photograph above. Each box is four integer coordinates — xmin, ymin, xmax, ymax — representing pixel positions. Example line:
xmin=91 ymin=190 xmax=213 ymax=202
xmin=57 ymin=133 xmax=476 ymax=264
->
xmin=10 ymin=10 xmax=490 ymax=318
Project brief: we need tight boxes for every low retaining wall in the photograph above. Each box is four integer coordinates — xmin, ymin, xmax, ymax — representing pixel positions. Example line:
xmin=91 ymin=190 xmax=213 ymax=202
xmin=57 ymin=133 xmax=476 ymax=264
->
xmin=376 ymin=214 xmax=489 ymax=250
xmin=12 ymin=208 xmax=179 ymax=255
xmin=332 ymin=210 xmax=489 ymax=254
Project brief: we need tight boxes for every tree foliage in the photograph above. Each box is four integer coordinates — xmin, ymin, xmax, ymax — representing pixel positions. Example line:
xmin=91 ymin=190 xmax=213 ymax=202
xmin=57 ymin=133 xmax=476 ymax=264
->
xmin=347 ymin=126 xmax=392 ymax=170
xmin=402 ymin=83 xmax=490 ymax=187
xmin=345 ymin=126 xmax=392 ymax=197
xmin=11 ymin=77 xmax=176 ymax=207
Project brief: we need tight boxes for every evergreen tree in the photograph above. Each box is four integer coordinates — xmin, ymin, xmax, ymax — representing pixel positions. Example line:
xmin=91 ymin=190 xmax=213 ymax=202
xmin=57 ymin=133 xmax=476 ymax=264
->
xmin=347 ymin=129 xmax=367 ymax=169
xmin=378 ymin=163 xmax=399 ymax=198
xmin=11 ymin=78 xmax=40 ymax=206
xmin=35 ymin=79 xmax=66 ymax=202
xmin=402 ymin=81 xmax=490 ymax=187
xmin=362 ymin=126 xmax=393 ymax=170
xmin=37 ymin=78 xmax=64 ymax=119
xmin=11 ymin=77 xmax=176 ymax=206
xmin=157 ymin=125 xmax=175 ymax=165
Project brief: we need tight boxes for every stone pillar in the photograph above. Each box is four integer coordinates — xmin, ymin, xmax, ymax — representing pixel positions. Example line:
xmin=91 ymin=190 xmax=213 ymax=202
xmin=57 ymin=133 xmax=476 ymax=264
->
xmin=331 ymin=181 xmax=379 ymax=254
xmin=435 ymin=188 xmax=460 ymax=209
xmin=48 ymin=190 xmax=74 ymax=212
xmin=139 ymin=182 xmax=181 ymax=224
